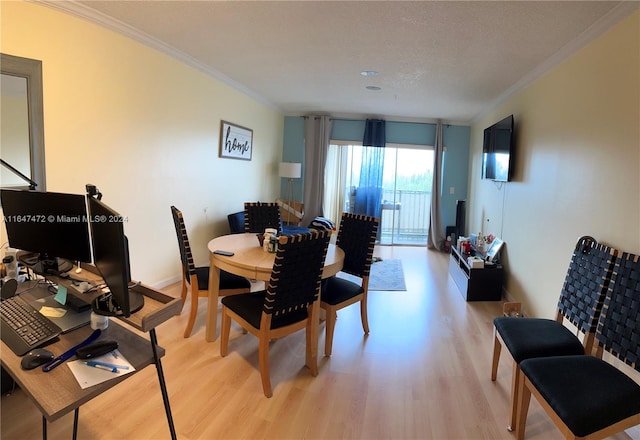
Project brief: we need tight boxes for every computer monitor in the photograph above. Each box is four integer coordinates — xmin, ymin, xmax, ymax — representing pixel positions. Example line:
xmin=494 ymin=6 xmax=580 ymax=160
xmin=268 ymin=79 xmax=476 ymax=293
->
xmin=0 ymin=189 xmax=92 ymax=274
xmin=87 ymin=196 xmax=143 ymax=317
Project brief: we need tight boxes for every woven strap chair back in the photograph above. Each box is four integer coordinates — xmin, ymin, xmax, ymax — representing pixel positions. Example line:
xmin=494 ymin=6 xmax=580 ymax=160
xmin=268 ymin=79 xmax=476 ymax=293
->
xmin=244 ymin=202 xmax=282 ymax=233
xmin=263 ymin=230 xmax=331 ymax=317
xmin=170 ymin=206 xmax=197 ymax=277
xmin=336 ymin=212 xmax=379 ymax=278
xmin=596 ymin=251 xmax=640 ymax=370
xmin=557 ymin=237 xmax=618 ymax=334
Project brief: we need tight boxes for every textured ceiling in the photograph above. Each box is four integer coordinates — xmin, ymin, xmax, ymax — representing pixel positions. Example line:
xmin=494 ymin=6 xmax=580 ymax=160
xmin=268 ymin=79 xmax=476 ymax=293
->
xmin=47 ymin=1 xmax=636 ymax=123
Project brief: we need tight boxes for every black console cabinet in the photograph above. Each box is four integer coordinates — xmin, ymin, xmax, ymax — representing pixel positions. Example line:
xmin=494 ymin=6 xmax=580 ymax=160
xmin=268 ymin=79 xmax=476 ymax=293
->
xmin=449 ymin=245 xmax=503 ymax=301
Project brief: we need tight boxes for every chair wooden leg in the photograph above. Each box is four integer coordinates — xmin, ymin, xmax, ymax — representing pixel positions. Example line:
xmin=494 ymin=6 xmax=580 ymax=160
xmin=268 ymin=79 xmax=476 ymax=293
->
xmin=177 ymin=277 xmax=188 ymax=315
xmin=220 ymin=307 xmax=231 ymax=357
xmin=515 ymin=371 xmax=532 ymax=440
xmin=491 ymin=327 xmax=501 ymax=381
xmin=306 ymin=302 xmax=319 ymax=376
xmin=324 ymin=307 xmax=337 ymax=357
xmin=258 ymin=328 xmax=273 ymax=398
xmin=183 ymin=287 xmax=199 ymax=338
xmin=508 ymin=362 xmax=521 ymax=432
xmin=360 ymin=294 xmax=370 ymax=335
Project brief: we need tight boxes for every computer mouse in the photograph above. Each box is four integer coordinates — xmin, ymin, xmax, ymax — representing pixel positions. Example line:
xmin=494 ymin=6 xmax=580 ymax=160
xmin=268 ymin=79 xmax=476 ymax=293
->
xmin=21 ymin=348 xmax=54 ymax=370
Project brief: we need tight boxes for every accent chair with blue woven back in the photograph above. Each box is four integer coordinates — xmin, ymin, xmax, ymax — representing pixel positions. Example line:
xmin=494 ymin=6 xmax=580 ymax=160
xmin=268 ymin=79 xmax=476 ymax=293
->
xmin=320 ymin=212 xmax=379 ymax=356
xmin=219 ymin=230 xmax=332 ymax=397
xmin=227 ymin=211 xmax=245 ymax=234
xmin=491 ymin=236 xmax=617 ymax=431
xmin=514 ymin=250 xmax=640 ymax=439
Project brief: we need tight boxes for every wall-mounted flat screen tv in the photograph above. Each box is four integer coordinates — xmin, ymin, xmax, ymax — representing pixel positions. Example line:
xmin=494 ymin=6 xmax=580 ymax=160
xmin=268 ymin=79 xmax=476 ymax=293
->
xmin=482 ymin=114 xmax=514 ymax=182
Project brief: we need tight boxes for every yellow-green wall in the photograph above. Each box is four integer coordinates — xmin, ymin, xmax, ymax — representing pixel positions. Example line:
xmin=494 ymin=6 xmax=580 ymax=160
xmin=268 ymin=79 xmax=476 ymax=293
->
xmin=468 ymin=11 xmax=640 ymax=317
xmin=1 ymin=1 xmax=284 ymax=285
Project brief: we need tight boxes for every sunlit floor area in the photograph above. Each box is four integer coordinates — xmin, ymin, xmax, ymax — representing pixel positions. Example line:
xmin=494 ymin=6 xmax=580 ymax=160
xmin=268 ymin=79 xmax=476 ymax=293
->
xmin=2 ymin=246 xmax=638 ymax=439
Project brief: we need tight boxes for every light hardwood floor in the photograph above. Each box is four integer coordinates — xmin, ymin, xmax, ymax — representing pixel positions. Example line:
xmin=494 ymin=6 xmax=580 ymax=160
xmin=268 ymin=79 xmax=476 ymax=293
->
xmin=2 ymin=246 xmax=638 ymax=439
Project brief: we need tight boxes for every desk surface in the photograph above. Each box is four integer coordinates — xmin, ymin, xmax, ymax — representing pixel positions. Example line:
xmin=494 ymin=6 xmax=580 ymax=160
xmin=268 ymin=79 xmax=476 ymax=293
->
xmin=51 ymin=265 xmax=182 ymax=333
xmin=0 ymin=319 xmax=163 ymax=422
xmin=208 ymin=233 xmax=344 ymax=281
xmin=1 ymin=268 xmax=181 ymax=423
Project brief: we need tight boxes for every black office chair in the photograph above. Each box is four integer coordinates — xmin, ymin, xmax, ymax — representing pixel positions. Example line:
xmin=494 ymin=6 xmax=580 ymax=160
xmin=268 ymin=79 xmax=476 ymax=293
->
xmin=491 ymin=236 xmax=617 ymax=431
xmin=171 ymin=206 xmax=251 ymax=338
xmin=244 ymin=202 xmax=282 ymax=234
xmin=320 ymin=212 xmax=379 ymax=356
xmin=514 ymin=250 xmax=640 ymax=439
xmin=220 ymin=230 xmax=332 ymax=397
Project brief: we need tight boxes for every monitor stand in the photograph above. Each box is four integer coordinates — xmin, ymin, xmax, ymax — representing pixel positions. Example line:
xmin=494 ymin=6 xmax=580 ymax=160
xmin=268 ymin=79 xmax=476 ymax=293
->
xmin=129 ymin=290 xmax=145 ymax=315
xmin=92 ymin=289 xmax=145 ymax=317
xmin=31 ymin=257 xmax=73 ymax=276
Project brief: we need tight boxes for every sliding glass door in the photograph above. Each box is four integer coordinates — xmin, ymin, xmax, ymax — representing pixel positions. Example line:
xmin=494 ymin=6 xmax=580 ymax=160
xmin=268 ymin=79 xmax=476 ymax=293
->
xmin=324 ymin=143 xmax=433 ymax=245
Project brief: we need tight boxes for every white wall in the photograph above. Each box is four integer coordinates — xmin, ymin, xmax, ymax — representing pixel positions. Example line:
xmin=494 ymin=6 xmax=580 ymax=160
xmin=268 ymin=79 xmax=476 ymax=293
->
xmin=468 ymin=11 xmax=640 ymax=317
xmin=1 ymin=1 xmax=284 ymax=286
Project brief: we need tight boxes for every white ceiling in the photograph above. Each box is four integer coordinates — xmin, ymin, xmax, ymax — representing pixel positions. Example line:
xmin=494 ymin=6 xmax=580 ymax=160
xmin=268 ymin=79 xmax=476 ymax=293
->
xmin=43 ymin=1 xmax=637 ymax=124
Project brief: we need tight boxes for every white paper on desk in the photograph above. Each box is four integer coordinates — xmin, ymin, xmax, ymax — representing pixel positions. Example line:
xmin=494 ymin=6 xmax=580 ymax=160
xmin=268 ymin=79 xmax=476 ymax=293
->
xmin=39 ymin=306 xmax=67 ymax=318
xmin=68 ymin=349 xmax=136 ymax=389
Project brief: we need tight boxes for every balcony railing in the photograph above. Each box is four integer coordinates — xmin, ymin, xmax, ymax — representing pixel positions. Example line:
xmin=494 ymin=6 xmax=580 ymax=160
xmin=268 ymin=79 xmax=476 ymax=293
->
xmin=379 ymin=189 xmax=431 ymax=245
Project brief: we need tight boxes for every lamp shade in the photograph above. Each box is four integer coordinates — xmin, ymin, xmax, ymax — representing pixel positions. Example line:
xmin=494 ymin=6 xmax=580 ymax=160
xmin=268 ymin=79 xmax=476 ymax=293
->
xmin=278 ymin=162 xmax=301 ymax=179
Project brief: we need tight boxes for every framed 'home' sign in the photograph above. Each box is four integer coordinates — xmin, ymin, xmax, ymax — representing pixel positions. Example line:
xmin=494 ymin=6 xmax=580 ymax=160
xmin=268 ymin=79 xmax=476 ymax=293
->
xmin=219 ymin=120 xmax=253 ymax=160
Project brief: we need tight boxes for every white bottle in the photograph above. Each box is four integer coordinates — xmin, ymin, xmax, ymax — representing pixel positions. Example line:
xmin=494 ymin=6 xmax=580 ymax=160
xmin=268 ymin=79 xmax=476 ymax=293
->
xmin=476 ymin=232 xmax=485 ymax=253
xmin=263 ymin=228 xmax=277 ymax=252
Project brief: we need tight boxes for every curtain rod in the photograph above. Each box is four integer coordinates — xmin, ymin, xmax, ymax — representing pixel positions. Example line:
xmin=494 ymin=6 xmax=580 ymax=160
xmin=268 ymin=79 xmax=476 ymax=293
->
xmin=302 ymin=115 xmax=450 ymax=127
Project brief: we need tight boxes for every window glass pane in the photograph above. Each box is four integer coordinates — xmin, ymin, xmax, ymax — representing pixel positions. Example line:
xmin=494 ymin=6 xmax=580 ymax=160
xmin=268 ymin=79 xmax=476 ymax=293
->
xmin=325 ymin=143 xmax=433 ymax=245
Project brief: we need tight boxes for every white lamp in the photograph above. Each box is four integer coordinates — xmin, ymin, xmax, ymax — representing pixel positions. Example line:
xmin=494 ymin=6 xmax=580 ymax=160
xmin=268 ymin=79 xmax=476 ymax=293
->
xmin=279 ymin=162 xmax=302 ymax=224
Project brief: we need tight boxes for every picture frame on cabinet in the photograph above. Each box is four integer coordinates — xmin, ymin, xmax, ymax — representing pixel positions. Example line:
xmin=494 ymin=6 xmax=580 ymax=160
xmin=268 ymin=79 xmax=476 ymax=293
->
xmin=486 ymin=238 xmax=504 ymax=263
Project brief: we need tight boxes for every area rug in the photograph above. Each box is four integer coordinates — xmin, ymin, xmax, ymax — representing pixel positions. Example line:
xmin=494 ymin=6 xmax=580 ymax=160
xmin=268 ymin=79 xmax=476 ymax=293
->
xmin=338 ymin=259 xmax=406 ymax=291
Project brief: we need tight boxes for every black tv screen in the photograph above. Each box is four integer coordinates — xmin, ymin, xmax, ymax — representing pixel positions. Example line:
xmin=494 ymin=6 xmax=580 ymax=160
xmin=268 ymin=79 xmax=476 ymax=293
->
xmin=482 ymin=115 xmax=514 ymax=182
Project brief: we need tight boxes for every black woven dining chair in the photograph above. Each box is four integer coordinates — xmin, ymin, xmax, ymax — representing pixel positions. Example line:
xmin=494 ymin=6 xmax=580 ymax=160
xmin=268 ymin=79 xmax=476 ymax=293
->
xmin=514 ymin=250 xmax=640 ymax=440
xmin=320 ymin=212 xmax=379 ymax=356
xmin=243 ymin=202 xmax=282 ymax=234
xmin=491 ymin=236 xmax=617 ymax=431
xmin=171 ymin=206 xmax=251 ymax=338
xmin=219 ymin=230 xmax=332 ymax=397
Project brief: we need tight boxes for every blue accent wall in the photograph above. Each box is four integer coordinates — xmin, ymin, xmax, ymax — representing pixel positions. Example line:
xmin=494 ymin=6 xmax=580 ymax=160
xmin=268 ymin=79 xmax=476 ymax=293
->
xmin=282 ymin=116 xmax=470 ymax=233
xmin=282 ymin=117 xmax=305 ymax=201
xmin=440 ymin=125 xmax=470 ymax=230
xmin=330 ymin=119 xmax=365 ymax=141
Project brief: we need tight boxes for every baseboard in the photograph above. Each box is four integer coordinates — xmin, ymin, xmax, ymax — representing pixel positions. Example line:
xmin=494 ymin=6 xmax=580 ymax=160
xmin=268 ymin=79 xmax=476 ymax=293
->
xmin=151 ymin=275 xmax=181 ymax=290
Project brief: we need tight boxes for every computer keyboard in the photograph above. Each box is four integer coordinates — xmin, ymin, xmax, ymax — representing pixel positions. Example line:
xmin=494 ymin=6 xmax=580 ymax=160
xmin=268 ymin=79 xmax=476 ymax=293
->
xmin=1 ymin=295 xmax=61 ymax=356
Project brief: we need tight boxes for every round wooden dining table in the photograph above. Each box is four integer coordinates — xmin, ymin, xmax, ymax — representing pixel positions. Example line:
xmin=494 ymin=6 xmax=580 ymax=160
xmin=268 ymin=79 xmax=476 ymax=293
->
xmin=205 ymin=233 xmax=344 ymax=341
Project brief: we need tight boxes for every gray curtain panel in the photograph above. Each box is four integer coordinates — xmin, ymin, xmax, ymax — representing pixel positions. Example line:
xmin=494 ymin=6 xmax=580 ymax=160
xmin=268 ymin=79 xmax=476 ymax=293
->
xmin=302 ymin=115 xmax=333 ymax=227
xmin=427 ymin=120 xmax=446 ymax=250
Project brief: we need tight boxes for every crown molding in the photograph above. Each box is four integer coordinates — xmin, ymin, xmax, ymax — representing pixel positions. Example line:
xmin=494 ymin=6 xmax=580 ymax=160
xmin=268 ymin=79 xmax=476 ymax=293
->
xmin=34 ymin=0 xmax=638 ymax=125
xmin=471 ymin=1 xmax=640 ymax=124
xmin=34 ymin=0 xmax=280 ymax=112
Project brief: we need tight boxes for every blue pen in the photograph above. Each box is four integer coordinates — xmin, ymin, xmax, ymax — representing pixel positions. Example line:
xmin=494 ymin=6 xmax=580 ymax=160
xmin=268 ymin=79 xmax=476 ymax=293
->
xmin=85 ymin=361 xmax=129 ymax=373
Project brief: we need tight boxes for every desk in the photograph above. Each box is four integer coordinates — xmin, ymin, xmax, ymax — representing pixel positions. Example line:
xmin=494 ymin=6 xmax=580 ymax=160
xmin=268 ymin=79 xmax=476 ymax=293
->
xmin=206 ymin=233 xmax=345 ymax=341
xmin=0 ymin=271 xmax=182 ymax=439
